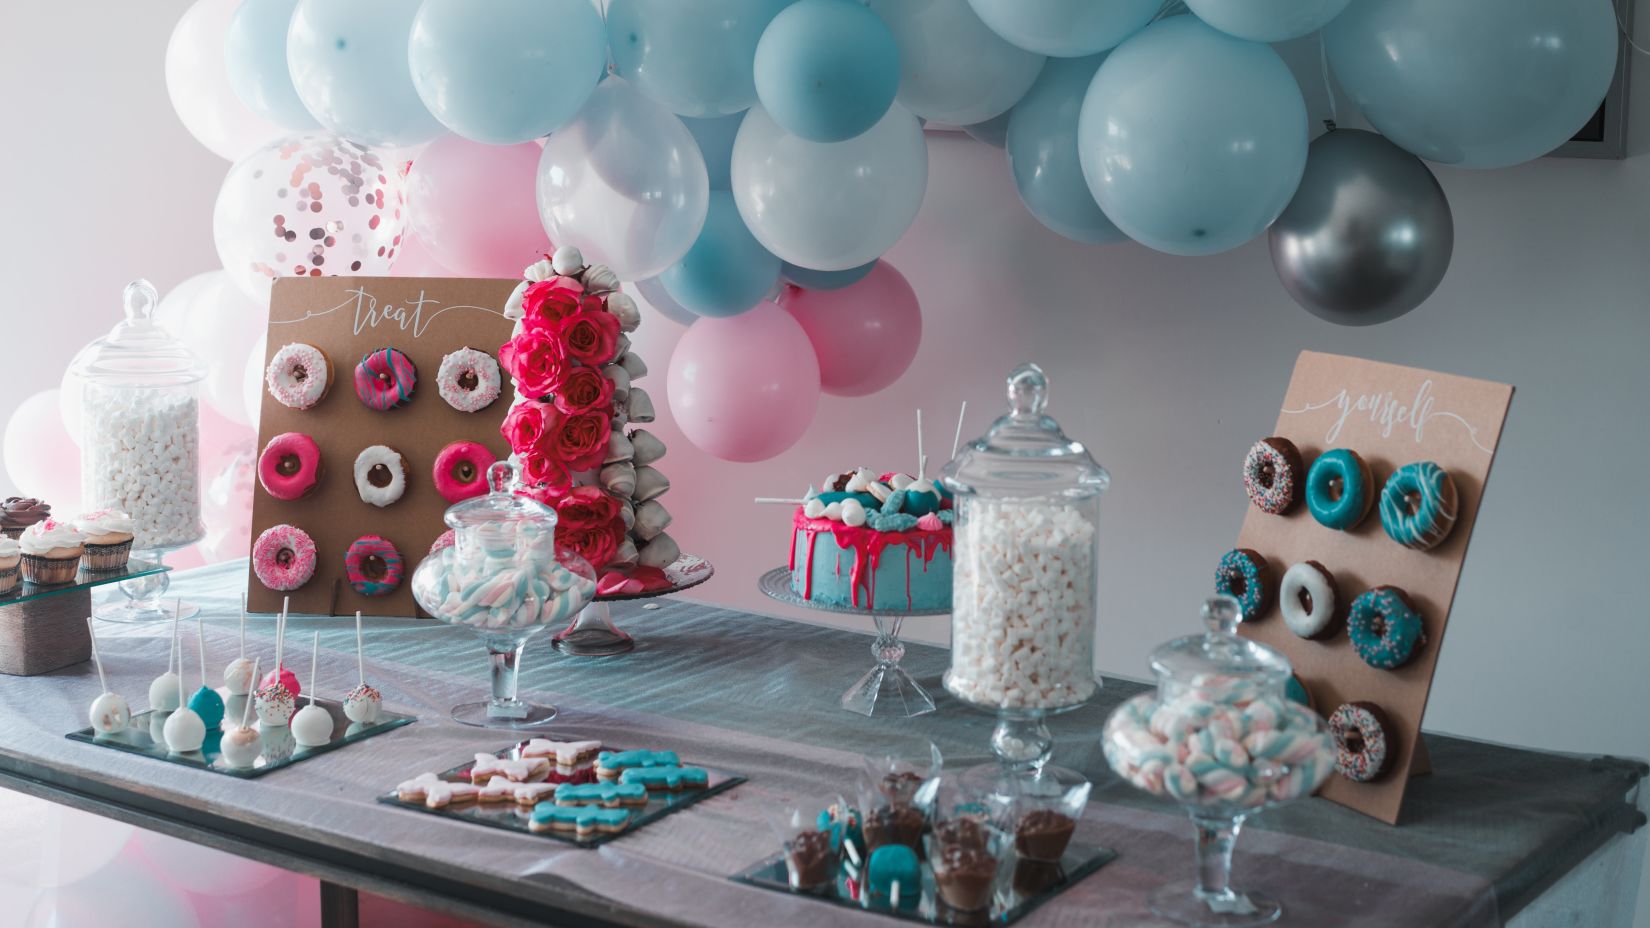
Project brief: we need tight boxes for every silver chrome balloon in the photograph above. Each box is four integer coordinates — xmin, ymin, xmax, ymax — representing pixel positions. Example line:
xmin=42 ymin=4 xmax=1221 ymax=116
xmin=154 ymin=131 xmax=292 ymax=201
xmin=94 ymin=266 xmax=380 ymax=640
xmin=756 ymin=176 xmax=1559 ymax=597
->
xmin=1269 ymin=129 xmax=1453 ymax=326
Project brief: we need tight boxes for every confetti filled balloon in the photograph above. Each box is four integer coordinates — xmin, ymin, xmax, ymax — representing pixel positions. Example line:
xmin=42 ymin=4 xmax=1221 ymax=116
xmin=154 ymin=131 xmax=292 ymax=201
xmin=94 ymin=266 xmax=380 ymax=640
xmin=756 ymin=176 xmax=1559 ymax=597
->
xmin=213 ymin=134 xmax=408 ymax=302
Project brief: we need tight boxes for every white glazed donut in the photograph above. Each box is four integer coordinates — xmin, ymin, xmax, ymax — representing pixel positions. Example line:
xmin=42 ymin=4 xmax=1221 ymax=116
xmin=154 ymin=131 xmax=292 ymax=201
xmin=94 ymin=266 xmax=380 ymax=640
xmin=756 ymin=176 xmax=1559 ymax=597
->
xmin=1280 ymin=560 xmax=1340 ymax=640
xmin=353 ymin=445 xmax=408 ymax=508
xmin=265 ymin=343 xmax=331 ymax=410
xmin=436 ymin=347 xmax=502 ymax=413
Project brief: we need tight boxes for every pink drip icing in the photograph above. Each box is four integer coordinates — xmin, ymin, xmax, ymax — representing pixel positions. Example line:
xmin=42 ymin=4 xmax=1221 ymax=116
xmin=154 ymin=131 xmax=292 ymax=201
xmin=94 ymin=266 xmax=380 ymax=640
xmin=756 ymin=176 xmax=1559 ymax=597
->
xmin=790 ymin=509 xmax=953 ymax=611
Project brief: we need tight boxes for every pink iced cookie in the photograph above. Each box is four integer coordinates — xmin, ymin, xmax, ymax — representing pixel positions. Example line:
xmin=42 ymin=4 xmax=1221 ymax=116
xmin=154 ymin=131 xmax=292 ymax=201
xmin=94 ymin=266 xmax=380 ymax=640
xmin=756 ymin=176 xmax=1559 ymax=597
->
xmin=258 ymin=432 xmax=323 ymax=500
xmin=432 ymin=441 xmax=495 ymax=503
xmin=252 ymin=524 xmax=317 ymax=591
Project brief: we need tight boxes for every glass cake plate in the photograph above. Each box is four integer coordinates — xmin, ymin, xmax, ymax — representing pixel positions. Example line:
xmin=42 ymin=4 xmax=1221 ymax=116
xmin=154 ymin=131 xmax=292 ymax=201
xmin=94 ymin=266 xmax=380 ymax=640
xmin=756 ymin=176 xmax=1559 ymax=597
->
xmin=376 ymin=740 xmax=745 ymax=848
xmin=553 ymin=554 xmax=716 ymax=657
xmin=759 ymin=566 xmax=949 ymax=719
xmin=2 ymin=559 xmax=168 ymax=606
xmin=66 ymin=695 xmax=415 ymax=778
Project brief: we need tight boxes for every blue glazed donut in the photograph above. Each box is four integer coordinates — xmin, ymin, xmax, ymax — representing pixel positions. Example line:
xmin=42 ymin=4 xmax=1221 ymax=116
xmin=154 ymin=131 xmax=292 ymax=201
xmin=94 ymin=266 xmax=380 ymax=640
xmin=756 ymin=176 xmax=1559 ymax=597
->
xmin=1214 ymin=548 xmax=1271 ymax=619
xmin=1305 ymin=449 xmax=1373 ymax=530
xmin=1379 ymin=461 xmax=1459 ymax=551
xmin=1347 ymin=586 xmax=1426 ymax=669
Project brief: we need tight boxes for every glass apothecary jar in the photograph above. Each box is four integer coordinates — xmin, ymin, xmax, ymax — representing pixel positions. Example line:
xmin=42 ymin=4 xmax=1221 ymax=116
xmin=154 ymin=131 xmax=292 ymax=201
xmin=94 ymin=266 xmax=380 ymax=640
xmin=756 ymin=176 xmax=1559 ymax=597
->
xmin=412 ymin=461 xmax=596 ymax=728
xmin=940 ymin=363 xmax=1108 ymax=786
xmin=1102 ymin=596 xmax=1334 ymax=927
xmin=69 ymin=280 xmax=207 ymax=622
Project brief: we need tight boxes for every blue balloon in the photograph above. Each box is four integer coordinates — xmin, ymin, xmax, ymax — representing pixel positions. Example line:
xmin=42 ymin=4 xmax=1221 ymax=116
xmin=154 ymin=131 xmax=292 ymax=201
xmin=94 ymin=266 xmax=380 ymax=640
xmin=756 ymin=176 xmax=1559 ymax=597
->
xmin=683 ymin=114 xmax=744 ymax=191
xmin=1185 ymin=0 xmax=1350 ymax=43
xmin=782 ymin=261 xmax=876 ymax=290
xmin=633 ymin=277 xmax=703 ymax=327
xmin=966 ymin=0 xmax=1159 ymax=57
xmin=1077 ymin=17 xmax=1306 ymax=256
xmin=1007 ymin=55 xmax=1125 ymax=244
xmin=224 ymin=0 xmax=318 ymax=130
xmin=608 ymin=0 xmax=792 ymax=117
xmin=754 ymin=0 xmax=901 ymax=142
xmin=1326 ymin=0 xmax=1617 ymax=169
xmin=961 ymin=111 xmax=1011 ymax=149
xmin=287 ymin=0 xmax=444 ymax=148
xmin=409 ymin=0 xmax=606 ymax=144
xmin=660 ymin=191 xmax=782 ymax=317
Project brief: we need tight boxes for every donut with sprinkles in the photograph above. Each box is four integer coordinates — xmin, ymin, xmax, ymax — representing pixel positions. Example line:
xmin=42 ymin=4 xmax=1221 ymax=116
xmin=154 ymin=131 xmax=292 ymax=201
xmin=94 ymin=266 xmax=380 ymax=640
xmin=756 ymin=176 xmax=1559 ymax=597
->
xmin=1242 ymin=437 xmax=1303 ymax=515
xmin=1214 ymin=548 xmax=1271 ymax=619
xmin=1347 ymin=586 xmax=1426 ymax=670
xmin=1329 ymin=702 xmax=1394 ymax=782
xmin=436 ymin=347 xmax=502 ymax=413
xmin=264 ymin=343 xmax=331 ymax=410
xmin=354 ymin=347 xmax=417 ymax=411
xmin=252 ymin=524 xmax=317 ymax=591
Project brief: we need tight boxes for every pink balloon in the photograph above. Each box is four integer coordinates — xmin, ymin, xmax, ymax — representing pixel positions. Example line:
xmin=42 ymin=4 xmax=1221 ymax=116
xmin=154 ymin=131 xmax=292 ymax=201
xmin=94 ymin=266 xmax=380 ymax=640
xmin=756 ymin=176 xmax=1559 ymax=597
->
xmin=387 ymin=230 xmax=453 ymax=278
xmin=780 ymin=260 xmax=921 ymax=397
xmin=2 ymin=389 xmax=82 ymax=513
xmin=667 ymin=302 xmax=820 ymax=462
xmin=407 ymin=135 xmax=552 ymax=278
xmin=199 ymin=441 xmax=255 ymax=564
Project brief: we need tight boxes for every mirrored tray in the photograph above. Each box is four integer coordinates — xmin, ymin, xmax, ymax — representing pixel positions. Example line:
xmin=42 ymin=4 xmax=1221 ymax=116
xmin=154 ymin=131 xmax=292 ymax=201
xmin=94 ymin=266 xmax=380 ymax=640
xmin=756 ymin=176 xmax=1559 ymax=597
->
xmin=66 ymin=695 xmax=415 ymax=778
xmin=733 ymin=838 xmax=1116 ymax=926
xmin=2 ymin=559 xmax=168 ymax=606
xmin=377 ymin=740 xmax=746 ymax=848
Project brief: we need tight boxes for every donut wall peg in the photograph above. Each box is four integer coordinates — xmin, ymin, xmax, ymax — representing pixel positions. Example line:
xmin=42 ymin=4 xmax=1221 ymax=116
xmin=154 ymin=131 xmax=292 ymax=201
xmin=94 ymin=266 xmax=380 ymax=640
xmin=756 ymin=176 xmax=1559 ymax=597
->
xmin=247 ymin=276 xmax=518 ymax=617
xmin=1229 ymin=351 xmax=1513 ymax=825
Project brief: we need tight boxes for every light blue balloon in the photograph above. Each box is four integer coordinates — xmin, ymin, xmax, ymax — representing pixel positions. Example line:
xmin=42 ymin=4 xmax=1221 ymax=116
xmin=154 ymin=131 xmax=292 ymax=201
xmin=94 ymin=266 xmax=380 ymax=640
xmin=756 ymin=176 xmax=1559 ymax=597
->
xmin=1077 ymin=17 xmax=1307 ymax=256
xmin=868 ymin=0 xmax=1045 ymax=125
xmin=961 ymin=111 xmax=1011 ymax=149
xmin=1326 ymin=0 xmax=1617 ymax=169
xmin=608 ymin=0 xmax=792 ymax=118
xmin=754 ymin=0 xmax=901 ymax=143
xmin=224 ymin=0 xmax=318 ymax=130
xmin=633 ymin=277 xmax=703 ymax=327
xmin=1185 ymin=0 xmax=1350 ymax=43
xmin=286 ymin=0 xmax=444 ymax=148
xmin=660 ymin=192 xmax=781 ymax=317
xmin=782 ymin=261 xmax=876 ymax=290
xmin=409 ymin=0 xmax=605 ymax=144
xmin=966 ymin=0 xmax=1160 ymax=57
xmin=1007 ymin=55 xmax=1125 ymax=244
xmin=683 ymin=114 xmax=744 ymax=191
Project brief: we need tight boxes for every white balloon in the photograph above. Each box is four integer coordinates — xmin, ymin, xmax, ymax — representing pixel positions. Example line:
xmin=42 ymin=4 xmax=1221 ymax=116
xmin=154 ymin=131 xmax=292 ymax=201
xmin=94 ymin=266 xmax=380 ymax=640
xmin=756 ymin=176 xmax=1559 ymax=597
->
xmin=732 ymin=104 xmax=928 ymax=272
xmin=58 ymin=368 xmax=84 ymax=446
xmin=243 ymin=337 xmax=268 ymax=430
xmin=866 ymin=0 xmax=1046 ymax=125
xmin=134 ymin=829 xmax=283 ymax=897
xmin=2 ymin=390 xmax=82 ymax=515
xmin=536 ymin=79 xmax=710 ymax=281
xmin=0 ymin=790 xmax=134 ymax=889
xmin=153 ymin=273 xmax=267 ymax=425
xmin=165 ymin=0 xmax=284 ymax=160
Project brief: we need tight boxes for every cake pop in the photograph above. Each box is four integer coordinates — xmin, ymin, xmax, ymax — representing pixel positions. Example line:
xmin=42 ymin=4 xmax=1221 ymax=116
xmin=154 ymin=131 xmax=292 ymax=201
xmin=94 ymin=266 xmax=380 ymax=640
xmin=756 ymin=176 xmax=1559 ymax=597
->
xmin=147 ymin=599 xmax=182 ymax=711
xmin=291 ymin=632 xmax=333 ymax=747
xmin=85 ymin=617 xmax=129 ymax=735
xmin=258 ymin=596 xmax=301 ymax=699
xmin=224 ymin=593 xmax=256 ymax=696
xmin=162 ymin=612 xmax=206 ymax=754
xmin=187 ymin=612 xmax=226 ymax=728
xmin=342 ymin=611 xmax=382 ymax=724
xmin=220 ymin=656 xmax=263 ymax=769
xmin=253 ymin=601 xmax=296 ymax=726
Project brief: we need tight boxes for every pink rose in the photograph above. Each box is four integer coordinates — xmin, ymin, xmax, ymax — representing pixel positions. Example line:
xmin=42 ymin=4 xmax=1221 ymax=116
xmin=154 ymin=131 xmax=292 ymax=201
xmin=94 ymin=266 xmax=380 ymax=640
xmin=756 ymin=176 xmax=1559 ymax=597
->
xmin=520 ymin=276 xmax=585 ymax=333
xmin=555 ymin=309 xmax=621 ymax=368
xmin=549 ymin=411 xmax=610 ymax=472
xmin=557 ymin=515 xmax=625 ymax=571
xmin=518 ymin=452 xmax=571 ymax=495
xmin=499 ymin=401 xmax=561 ymax=457
xmin=555 ymin=486 xmax=621 ymax=532
xmin=552 ymin=366 xmax=615 ymax=416
xmin=498 ymin=330 xmax=565 ymax=399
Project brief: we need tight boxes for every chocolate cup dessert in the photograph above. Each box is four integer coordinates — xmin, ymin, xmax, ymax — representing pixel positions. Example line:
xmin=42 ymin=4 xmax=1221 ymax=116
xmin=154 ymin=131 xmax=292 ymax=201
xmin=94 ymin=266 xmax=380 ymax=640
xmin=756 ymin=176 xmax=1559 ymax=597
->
xmin=932 ymin=844 xmax=999 ymax=912
xmin=784 ymin=829 xmax=837 ymax=891
xmin=932 ymin=817 xmax=989 ymax=852
xmin=879 ymin=771 xmax=924 ymax=804
xmin=1011 ymin=858 xmax=1066 ymax=896
xmin=1013 ymin=809 xmax=1076 ymax=862
xmin=862 ymin=804 xmax=925 ymax=852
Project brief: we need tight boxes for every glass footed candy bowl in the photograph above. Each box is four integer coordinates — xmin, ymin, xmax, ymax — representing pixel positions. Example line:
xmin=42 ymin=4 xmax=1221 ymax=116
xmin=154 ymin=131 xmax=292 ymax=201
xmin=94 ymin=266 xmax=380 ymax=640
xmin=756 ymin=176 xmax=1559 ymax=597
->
xmin=411 ymin=461 xmax=596 ymax=728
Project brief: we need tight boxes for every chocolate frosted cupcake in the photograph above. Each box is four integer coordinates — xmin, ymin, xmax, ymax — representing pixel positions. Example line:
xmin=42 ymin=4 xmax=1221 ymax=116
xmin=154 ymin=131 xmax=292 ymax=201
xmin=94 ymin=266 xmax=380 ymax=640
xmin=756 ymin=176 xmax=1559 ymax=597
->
xmin=18 ymin=518 xmax=85 ymax=584
xmin=0 ymin=536 xmax=20 ymax=594
xmin=1013 ymin=809 xmax=1077 ymax=862
xmin=74 ymin=509 xmax=135 ymax=571
xmin=1 ymin=497 xmax=51 ymax=539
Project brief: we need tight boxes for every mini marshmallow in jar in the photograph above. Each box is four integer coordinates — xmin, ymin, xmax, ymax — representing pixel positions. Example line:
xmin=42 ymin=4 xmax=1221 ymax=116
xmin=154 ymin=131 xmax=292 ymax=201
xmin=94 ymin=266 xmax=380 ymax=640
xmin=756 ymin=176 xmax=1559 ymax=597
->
xmin=69 ymin=280 xmax=206 ymax=551
xmin=939 ymin=364 xmax=1108 ymax=776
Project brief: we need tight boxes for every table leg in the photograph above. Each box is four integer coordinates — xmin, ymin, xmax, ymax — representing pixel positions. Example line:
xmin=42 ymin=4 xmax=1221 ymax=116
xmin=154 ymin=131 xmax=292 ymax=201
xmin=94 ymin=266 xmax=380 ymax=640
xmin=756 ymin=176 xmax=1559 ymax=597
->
xmin=319 ymin=881 xmax=360 ymax=928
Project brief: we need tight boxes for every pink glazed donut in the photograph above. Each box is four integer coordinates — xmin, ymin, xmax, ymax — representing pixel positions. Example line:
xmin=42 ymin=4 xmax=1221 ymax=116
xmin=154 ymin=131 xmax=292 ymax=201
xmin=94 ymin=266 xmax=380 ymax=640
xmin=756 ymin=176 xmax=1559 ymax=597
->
xmin=432 ymin=441 xmax=495 ymax=503
xmin=258 ymin=433 xmax=323 ymax=500
xmin=252 ymin=524 xmax=317 ymax=591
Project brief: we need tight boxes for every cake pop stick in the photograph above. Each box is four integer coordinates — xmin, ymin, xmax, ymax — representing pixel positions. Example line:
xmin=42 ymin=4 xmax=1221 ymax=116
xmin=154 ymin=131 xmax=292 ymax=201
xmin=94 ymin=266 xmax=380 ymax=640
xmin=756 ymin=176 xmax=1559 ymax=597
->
xmin=239 ymin=593 xmax=246 ymax=658
xmin=355 ymin=611 xmax=364 ymax=686
xmin=343 ymin=611 xmax=383 ymax=723
xmin=290 ymin=631 xmax=332 ymax=746
xmin=240 ymin=658 xmax=260 ymax=729
xmin=162 ymin=611 xmax=206 ymax=753
xmin=222 ymin=657 xmax=264 ymax=768
xmin=148 ymin=610 xmax=181 ymax=710
xmin=952 ymin=401 xmax=968 ymax=458
xmin=308 ymin=631 xmax=318 ymax=707
xmin=224 ymin=593 xmax=256 ymax=695
xmin=260 ymin=597 xmax=301 ymax=697
xmin=85 ymin=616 xmax=129 ymax=735
xmin=188 ymin=612 xmax=225 ymax=727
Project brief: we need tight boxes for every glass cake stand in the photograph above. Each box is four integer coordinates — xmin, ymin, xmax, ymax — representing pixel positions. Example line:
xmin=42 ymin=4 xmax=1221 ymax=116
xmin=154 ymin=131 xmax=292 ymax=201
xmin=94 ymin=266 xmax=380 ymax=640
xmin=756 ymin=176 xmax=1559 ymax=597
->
xmin=552 ymin=554 xmax=715 ymax=656
xmin=759 ymin=566 xmax=948 ymax=719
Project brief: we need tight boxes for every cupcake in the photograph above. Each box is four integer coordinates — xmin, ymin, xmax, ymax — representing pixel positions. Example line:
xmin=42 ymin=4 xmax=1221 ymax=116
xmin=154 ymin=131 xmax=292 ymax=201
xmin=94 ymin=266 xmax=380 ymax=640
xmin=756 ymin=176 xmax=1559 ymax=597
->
xmin=18 ymin=518 xmax=86 ymax=584
xmin=0 ymin=536 xmax=20 ymax=594
xmin=75 ymin=509 xmax=135 ymax=571
xmin=1 ymin=497 xmax=51 ymax=539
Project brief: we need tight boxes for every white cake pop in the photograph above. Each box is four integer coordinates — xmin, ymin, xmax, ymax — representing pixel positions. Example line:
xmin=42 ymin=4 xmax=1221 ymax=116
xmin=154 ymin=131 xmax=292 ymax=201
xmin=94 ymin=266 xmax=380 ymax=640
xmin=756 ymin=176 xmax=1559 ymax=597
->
xmin=291 ymin=632 xmax=333 ymax=747
xmin=162 ymin=612 xmax=205 ymax=754
xmin=220 ymin=656 xmax=263 ymax=769
xmin=342 ymin=611 xmax=381 ymax=724
xmin=85 ymin=617 xmax=129 ymax=735
xmin=147 ymin=600 xmax=181 ymax=711
xmin=253 ymin=600 xmax=295 ymax=727
xmin=224 ymin=593 xmax=256 ymax=696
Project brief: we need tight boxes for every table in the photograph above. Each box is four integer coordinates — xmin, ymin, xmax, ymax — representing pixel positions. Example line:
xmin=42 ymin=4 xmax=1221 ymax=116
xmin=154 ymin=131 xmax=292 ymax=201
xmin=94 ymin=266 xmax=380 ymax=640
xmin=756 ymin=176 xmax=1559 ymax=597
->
xmin=0 ymin=561 xmax=1643 ymax=927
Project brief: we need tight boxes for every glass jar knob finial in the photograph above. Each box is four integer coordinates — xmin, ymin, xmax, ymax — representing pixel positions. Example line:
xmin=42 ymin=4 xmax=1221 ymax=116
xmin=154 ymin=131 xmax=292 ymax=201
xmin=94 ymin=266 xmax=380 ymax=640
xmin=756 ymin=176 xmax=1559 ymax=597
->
xmin=123 ymin=279 xmax=158 ymax=323
xmin=1203 ymin=594 xmax=1243 ymax=635
xmin=486 ymin=460 xmax=516 ymax=494
xmin=1007 ymin=362 xmax=1048 ymax=418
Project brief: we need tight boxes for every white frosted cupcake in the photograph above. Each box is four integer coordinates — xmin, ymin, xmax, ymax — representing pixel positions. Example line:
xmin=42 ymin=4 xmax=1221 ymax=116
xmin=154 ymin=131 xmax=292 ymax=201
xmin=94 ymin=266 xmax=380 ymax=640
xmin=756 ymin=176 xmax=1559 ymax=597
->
xmin=74 ymin=509 xmax=135 ymax=571
xmin=0 ymin=536 xmax=19 ymax=594
xmin=18 ymin=519 xmax=86 ymax=585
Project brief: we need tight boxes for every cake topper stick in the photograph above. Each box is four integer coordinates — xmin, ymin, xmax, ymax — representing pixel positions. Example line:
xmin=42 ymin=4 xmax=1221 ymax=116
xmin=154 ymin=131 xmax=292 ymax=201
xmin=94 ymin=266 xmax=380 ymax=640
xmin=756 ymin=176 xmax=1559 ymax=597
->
xmin=952 ymin=401 xmax=968 ymax=459
xmin=86 ymin=617 xmax=110 ymax=694
xmin=239 ymin=592 xmax=247 ymax=659
xmin=752 ymin=497 xmax=805 ymax=505
xmin=308 ymin=631 xmax=320 ymax=707
xmin=239 ymin=657 xmax=261 ymax=729
xmin=354 ymin=611 xmax=365 ymax=687
xmin=916 ymin=408 xmax=925 ymax=478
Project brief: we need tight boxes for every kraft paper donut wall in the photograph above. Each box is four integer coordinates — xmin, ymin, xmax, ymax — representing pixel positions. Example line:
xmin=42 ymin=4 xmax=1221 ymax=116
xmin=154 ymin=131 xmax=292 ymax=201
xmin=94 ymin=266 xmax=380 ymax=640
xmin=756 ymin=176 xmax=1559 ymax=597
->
xmin=247 ymin=276 xmax=518 ymax=618
xmin=1231 ymin=351 xmax=1513 ymax=824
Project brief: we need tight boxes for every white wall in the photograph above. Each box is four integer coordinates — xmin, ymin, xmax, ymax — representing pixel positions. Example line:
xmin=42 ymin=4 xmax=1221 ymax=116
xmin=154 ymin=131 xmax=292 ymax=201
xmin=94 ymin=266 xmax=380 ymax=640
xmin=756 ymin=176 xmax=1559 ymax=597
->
xmin=4 ymin=3 xmax=1647 ymax=921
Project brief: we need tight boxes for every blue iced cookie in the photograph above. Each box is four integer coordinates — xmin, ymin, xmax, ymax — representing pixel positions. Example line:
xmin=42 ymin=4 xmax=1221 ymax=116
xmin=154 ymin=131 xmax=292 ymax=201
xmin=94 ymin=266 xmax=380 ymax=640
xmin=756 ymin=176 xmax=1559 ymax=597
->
xmin=1214 ymin=548 xmax=1271 ymax=619
xmin=1305 ymin=449 xmax=1373 ymax=531
xmin=866 ymin=844 xmax=920 ymax=910
xmin=596 ymin=749 xmax=679 ymax=779
xmin=555 ymin=781 xmax=649 ymax=807
xmin=619 ymin=765 xmax=710 ymax=791
xmin=528 ymin=803 xmax=631 ymax=838
xmin=1379 ymin=461 xmax=1458 ymax=551
xmin=1347 ymin=586 xmax=1426 ymax=670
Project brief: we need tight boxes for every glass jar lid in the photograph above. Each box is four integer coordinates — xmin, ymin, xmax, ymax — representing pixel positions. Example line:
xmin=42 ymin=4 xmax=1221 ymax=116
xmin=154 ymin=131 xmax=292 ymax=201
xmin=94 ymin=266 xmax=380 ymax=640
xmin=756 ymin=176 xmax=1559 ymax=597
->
xmin=69 ymin=280 xmax=206 ymax=386
xmin=1149 ymin=596 xmax=1292 ymax=689
xmin=444 ymin=460 xmax=558 ymax=532
xmin=940 ymin=363 xmax=1109 ymax=500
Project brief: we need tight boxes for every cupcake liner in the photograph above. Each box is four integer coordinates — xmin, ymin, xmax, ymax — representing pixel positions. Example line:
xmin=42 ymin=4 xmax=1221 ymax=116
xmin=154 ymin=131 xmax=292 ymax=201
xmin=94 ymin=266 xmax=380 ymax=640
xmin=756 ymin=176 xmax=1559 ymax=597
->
xmin=21 ymin=553 xmax=81 ymax=585
xmin=82 ymin=539 xmax=133 ymax=572
xmin=0 ymin=564 xmax=17 ymax=594
xmin=1 ymin=528 xmax=21 ymax=540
